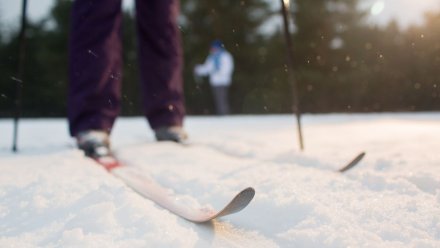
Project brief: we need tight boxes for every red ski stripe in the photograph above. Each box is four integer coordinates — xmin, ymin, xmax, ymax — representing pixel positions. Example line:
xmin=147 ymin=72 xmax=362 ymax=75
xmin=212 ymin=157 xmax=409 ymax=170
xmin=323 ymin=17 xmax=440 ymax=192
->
xmin=94 ymin=157 xmax=123 ymax=171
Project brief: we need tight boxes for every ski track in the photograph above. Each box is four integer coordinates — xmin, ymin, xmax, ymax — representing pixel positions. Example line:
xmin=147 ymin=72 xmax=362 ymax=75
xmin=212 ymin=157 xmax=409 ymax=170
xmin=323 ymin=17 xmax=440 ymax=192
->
xmin=1 ymin=113 xmax=440 ymax=247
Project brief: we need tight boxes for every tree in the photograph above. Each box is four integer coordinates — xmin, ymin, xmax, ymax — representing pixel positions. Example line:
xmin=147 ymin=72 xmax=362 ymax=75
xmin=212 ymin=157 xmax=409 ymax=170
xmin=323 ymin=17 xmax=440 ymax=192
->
xmin=292 ymin=0 xmax=369 ymax=112
xmin=180 ymin=0 xmax=273 ymax=114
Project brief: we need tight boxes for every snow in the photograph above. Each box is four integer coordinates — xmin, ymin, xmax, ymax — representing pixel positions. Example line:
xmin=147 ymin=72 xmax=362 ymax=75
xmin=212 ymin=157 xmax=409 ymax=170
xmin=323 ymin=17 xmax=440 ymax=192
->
xmin=1 ymin=113 xmax=440 ymax=247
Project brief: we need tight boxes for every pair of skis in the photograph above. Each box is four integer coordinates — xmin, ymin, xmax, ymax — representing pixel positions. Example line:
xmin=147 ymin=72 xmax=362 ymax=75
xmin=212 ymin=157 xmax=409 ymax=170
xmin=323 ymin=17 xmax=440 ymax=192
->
xmin=91 ymin=151 xmax=365 ymax=223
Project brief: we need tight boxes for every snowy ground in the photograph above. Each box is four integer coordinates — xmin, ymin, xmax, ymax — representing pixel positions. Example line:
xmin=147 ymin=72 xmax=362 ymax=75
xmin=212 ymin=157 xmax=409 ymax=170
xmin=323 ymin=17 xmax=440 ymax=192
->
xmin=1 ymin=113 xmax=440 ymax=247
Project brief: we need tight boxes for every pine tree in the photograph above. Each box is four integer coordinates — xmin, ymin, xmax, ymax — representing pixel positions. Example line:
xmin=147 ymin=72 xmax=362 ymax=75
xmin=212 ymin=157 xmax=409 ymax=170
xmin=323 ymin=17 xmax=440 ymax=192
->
xmin=292 ymin=0 xmax=367 ymax=112
xmin=180 ymin=0 xmax=273 ymax=114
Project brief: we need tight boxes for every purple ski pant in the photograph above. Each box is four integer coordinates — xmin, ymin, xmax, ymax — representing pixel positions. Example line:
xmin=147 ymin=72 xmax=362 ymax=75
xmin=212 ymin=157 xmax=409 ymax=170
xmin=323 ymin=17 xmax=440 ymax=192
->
xmin=68 ymin=0 xmax=185 ymax=136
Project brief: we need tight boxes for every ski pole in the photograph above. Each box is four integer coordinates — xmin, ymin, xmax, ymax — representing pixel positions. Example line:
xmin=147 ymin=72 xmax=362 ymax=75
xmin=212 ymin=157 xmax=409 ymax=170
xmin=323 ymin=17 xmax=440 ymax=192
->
xmin=12 ymin=0 xmax=28 ymax=152
xmin=280 ymin=0 xmax=304 ymax=150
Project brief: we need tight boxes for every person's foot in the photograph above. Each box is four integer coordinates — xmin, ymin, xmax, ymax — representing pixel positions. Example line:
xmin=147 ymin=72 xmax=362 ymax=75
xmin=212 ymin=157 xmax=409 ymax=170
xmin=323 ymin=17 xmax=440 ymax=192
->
xmin=154 ymin=126 xmax=188 ymax=143
xmin=76 ymin=130 xmax=111 ymax=158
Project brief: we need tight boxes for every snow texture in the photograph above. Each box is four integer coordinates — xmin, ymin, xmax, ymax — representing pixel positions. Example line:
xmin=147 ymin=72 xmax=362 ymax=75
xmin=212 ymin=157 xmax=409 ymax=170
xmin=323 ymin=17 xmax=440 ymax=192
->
xmin=1 ymin=113 xmax=440 ymax=247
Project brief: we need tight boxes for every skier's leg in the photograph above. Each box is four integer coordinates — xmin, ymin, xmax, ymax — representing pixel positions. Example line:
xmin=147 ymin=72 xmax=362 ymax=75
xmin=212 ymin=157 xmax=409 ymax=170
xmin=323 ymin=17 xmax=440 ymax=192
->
xmin=211 ymin=86 xmax=221 ymax=115
xmin=68 ymin=0 xmax=123 ymax=137
xmin=221 ymin=86 xmax=231 ymax=115
xmin=211 ymin=86 xmax=229 ymax=115
xmin=135 ymin=0 xmax=185 ymax=129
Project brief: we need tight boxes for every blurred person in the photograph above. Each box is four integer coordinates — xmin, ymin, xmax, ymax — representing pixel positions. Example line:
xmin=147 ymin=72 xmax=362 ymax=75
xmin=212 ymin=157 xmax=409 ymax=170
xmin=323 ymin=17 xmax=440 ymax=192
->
xmin=68 ymin=0 xmax=187 ymax=158
xmin=194 ymin=40 xmax=234 ymax=115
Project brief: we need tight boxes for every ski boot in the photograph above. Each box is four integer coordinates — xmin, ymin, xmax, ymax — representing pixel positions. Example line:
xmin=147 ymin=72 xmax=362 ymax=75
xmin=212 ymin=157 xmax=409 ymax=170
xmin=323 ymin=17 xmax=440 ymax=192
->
xmin=76 ymin=130 xmax=111 ymax=158
xmin=154 ymin=126 xmax=188 ymax=144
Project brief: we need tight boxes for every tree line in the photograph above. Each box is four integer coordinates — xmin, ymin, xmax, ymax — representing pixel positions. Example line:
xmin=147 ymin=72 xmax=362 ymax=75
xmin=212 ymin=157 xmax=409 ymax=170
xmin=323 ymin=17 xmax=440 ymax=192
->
xmin=1 ymin=0 xmax=440 ymax=117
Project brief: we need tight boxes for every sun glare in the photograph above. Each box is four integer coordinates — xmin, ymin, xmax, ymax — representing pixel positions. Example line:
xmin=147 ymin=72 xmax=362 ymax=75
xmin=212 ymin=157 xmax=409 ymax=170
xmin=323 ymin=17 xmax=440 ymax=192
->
xmin=371 ymin=1 xmax=385 ymax=15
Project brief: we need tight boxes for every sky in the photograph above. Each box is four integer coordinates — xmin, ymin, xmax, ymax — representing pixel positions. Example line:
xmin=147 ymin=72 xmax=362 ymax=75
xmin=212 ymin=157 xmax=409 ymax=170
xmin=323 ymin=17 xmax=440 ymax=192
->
xmin=0 ymin=0 xmax=439 ymax=31
xmin=360 ymin=0 xmax=440 ymax=27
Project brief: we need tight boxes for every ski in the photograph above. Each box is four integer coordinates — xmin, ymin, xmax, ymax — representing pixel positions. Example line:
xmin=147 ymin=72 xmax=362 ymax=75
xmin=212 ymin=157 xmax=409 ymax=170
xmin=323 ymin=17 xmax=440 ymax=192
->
xmin=337 ymin=152 xmax=366 ymax=173
xmin=87 ymin=148 xmax=361 ymax=222
xmin=91 ymin=155 xmax=255 ymax=223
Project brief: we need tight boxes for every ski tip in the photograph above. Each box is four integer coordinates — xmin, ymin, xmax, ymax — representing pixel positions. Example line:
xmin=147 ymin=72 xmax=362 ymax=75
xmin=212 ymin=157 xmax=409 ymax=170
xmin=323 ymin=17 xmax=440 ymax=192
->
xmin=231 ymin=187 xmax=256 ymax=210
xmin=338 ymin=151 xmax=366 ymax=173
xmin=240 ymin=187 xmax=256 ymax=200
xmin=211 ymin=187 xmax=256 ymax=221
xmin=353 ymin=151 xmax=366 ymax=160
